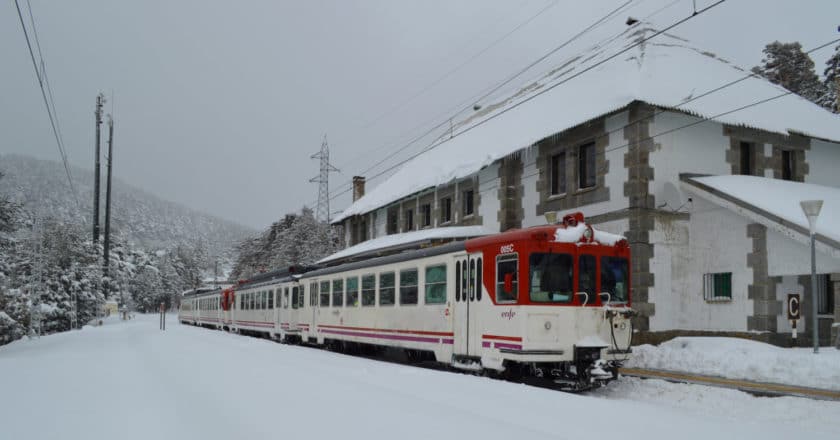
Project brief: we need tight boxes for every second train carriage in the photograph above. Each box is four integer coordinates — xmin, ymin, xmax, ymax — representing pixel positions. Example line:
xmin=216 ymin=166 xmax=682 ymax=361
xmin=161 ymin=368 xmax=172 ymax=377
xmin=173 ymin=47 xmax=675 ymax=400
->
xmin=179 ymin=213 xmax=635 ymax=389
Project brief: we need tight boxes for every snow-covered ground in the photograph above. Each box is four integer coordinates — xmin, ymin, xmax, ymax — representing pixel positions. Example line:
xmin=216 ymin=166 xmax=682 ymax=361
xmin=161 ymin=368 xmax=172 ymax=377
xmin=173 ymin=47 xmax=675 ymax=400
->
xmin=628 ymin=336 xmax=840 ymax=391
xmin=1 ymin=315 xmax=838 ymax=440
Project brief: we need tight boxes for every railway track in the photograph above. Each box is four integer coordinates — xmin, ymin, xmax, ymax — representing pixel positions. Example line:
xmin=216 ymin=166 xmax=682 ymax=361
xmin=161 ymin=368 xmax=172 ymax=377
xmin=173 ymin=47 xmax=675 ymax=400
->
xmin=620 ymin=367 xmax=840 ymax=401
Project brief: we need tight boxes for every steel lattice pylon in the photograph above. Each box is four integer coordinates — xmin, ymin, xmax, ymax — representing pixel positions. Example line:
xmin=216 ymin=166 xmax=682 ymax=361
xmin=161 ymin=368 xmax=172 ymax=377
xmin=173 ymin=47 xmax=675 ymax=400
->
xmin=310 ymin=134 xmax=339 ymax=222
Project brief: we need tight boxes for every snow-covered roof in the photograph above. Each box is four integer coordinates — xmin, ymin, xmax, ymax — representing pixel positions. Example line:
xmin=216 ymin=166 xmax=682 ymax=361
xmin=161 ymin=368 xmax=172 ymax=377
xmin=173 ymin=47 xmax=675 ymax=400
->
xmin=335 ymin=25 xmax=840 ymax=223
xmin=317 ymin=226 xmax=492 ymax=264
xmin=682 ymin=175 xmax=840 ymax=248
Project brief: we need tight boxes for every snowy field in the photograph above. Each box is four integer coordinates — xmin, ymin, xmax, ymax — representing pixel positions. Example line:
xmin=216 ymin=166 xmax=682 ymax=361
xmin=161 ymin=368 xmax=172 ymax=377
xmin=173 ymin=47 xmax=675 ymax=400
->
xmin=628 ymin=336 xmax=840 ymax=390
xmin=1 ymin=315 xmax=838 ymax=440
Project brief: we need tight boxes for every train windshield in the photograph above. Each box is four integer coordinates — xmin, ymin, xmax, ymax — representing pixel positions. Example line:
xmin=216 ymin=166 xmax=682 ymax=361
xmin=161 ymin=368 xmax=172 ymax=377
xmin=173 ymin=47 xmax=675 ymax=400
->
xmin=529 ymin=253 xmax=574 ymax=303
xmin=601 ymin=256 xmax=629 ymax=303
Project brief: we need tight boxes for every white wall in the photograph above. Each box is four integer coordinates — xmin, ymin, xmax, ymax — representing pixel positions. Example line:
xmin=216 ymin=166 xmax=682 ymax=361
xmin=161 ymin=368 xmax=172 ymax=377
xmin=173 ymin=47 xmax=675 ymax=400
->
xmin=805 ymin=139 xmax=840 ymax=188
xmin=650 ymin=197 xmax=753 ymax=332
xmin=477 ymin=163 xmax=500 ymax=233
xmin=767 ymin=228 xmax=840 ymax=276
xmin=649 ymin=111 xmax=731 ymax=209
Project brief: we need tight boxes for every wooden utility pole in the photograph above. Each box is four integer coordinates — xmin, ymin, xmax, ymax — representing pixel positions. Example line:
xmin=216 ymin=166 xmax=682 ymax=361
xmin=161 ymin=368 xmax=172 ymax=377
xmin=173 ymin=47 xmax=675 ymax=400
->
xmin=93 ymin=93 xmax=105 ymax=243
xmin=103 ymin=114 xmax=114 ymax=277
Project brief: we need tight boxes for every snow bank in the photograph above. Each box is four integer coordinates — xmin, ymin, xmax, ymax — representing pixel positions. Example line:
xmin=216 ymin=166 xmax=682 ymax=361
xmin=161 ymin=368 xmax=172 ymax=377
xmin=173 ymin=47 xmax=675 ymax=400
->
xmin=627 ymin=337 xmax=840 ymax=391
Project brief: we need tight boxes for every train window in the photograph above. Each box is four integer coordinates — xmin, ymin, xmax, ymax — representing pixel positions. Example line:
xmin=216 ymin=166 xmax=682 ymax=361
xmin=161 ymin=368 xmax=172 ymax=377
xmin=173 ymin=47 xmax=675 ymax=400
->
xmin=455 ymin=261 xmax=461 ymax=302
xmin=320 ymin=281 xmax=331 ymax=307
xmin=261 ymin=291 xmax=267 ymax=309
xmin=292 ymin=287 xmax=301 ymax=309
xmin=361 ymin=274 xmax=376 ymax=306
xmin=476 ymin=258 xmax=482 ymax=301
xmin=250 ymin=293 xmax=255 ymax=310
xmin=601 ymin=257 xmax=629 ymax=303
xmin=268 ymin=290 xmax=274 ymax=309
xmin=379 ymin=272 xmax=395 ymax=306
xmin=496 ymin=254 xmax=518 ymax=303
xmin=284 ymin=288 xmax=290 ymax=309
xmin=529 ymin=253 xmax=573 ymax=303
xmin=399 ymin=269 xmax=418 ymax=305
xmin=333 ymin=279 xmax=344 ymax=307
xmin=461 ymin=260 xmax=468 ymax=300
xmin=469 ymin=260 xmax=476 ymax=301
xmin=425 ymin=265 xmax=447 ymax=304
xmin=346 ymin=277 xmax=359 ymax=307
xmin=579 ymin=255 xmax=596 ymax=301
xmin=310 ymin=283 xmax=317 ymax=306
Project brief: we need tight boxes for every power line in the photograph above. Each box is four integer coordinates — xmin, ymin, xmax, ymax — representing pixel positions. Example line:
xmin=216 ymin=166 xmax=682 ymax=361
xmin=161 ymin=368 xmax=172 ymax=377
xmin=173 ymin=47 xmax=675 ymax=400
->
xmin=330 ymin=0 xmax=646 ymax=197
xmin=14 ymin=0 xmax=81 ymax=210
xmin=338 ymin=0 xmax=560 ymax=159
xmin=328 ymin=0 xmax=726 ymax=207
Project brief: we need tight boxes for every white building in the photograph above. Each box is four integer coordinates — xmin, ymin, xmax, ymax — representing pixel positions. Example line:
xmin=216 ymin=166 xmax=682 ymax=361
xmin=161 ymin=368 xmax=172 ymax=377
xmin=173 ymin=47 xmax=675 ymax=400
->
xmin=333 ymin=25 xmax=840 ymax=346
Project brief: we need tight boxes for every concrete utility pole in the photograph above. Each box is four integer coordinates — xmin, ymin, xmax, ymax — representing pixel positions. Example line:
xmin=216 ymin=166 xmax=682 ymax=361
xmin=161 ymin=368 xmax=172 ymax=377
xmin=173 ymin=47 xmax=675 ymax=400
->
xmin=103 ymin=114 xmax=114 ymax=280
xmin=93 ymin=93 xmax=105 ymax=243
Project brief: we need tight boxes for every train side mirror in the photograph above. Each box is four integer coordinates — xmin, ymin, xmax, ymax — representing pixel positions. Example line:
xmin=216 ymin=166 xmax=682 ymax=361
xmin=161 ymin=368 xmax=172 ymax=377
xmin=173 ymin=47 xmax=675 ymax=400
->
xmin=504 ymin=273 xmax=514 ymax=294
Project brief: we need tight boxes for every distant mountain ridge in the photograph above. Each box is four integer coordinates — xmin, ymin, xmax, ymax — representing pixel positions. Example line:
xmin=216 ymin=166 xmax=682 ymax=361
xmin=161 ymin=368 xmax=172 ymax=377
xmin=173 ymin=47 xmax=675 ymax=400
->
xmin=0 ymin=154 xmax=254 ymax=257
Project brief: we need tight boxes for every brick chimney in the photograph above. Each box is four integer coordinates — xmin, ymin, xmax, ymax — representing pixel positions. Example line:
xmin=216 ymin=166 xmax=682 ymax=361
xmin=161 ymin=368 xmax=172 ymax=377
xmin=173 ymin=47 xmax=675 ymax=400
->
xmin=352 ymin=176 xmax=366 ymax=202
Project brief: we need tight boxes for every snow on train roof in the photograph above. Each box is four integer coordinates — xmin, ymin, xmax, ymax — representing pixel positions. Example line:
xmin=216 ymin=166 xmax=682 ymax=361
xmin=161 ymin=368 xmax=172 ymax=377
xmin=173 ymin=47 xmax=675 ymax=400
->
xmin=318 ymin=225 xmax=492 ymax=264
xmin=553 ymin=223 xmax=625 ymax=245
xmin=334 ymin=25 xmax=840 ymax=223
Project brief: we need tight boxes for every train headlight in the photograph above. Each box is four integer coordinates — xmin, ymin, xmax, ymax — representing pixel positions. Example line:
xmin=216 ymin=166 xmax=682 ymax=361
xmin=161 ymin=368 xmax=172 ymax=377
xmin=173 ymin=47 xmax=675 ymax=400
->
xmin=583 ymin=227 xmax=593 ymax=241
xmin=544 ymin=321 xmax=552 ymax=330
xmin=619 ymin=322 xmax=627 ymax=331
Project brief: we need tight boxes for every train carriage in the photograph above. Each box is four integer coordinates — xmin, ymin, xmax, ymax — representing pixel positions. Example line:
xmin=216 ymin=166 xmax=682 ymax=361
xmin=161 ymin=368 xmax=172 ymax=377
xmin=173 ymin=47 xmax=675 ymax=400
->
xmin=179 ymin=212 xmax=634 ymax=390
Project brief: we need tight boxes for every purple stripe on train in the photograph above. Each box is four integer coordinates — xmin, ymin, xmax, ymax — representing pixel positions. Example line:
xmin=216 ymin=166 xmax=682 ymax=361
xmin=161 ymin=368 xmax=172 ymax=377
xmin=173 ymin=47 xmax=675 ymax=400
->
xmin=320 ymin=329 xmax=442 ymax=344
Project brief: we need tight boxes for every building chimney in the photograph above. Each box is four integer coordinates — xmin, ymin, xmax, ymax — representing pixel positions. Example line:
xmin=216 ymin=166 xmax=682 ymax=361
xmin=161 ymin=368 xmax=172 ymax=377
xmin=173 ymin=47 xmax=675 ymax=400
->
xmin=352 ymin=176 xmax=366 ymax=202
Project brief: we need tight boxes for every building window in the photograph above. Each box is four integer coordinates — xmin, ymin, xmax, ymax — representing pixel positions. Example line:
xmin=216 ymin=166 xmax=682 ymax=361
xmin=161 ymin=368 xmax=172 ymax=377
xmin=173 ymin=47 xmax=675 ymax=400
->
xmin=462 ymin=190 xmax=474 ymax=216
xmin=781 ymin=150 xmax=794 ymax=181
xmin=399 ymin=269 xmax=418 ymax=305
xmin=425 ymin=265 xmax=447 ymax=304
xmin=578 ymin=142 xmax=595 ymax=189
xmin=817 ymin=274 xmax=835 ymax=315
xmin=440 ymin=197 xmax=452 ymax=223
xmin=361 ymin=274 xmax=376 ymax=306
xmin=387 ymin=209 xmax=398 ymax=234
xmin=704 ymin=272 xmax=732 ymax=301
xmin=421 ymin=204 xmax=431 ymax=227
xmin=496 ymin=254 xmax=518 ymax=303
xmin=550 ymin=152 xmax=566 ymax=195
xmin=320 ymin=281 xmax=330 ymax=307
xmin=379 ymin=272 xmax=395 ymax=306
xmin=739 ymin=141 xmax=754 ymax=175
xmin=404 ymin=209 xmax=414 ymax=231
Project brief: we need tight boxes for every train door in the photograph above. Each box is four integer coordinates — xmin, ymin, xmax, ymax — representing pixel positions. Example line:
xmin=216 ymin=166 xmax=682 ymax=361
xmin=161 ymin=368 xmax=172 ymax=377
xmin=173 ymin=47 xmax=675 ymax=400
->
xmin=453 ymin=253 xmax=482 ymax=361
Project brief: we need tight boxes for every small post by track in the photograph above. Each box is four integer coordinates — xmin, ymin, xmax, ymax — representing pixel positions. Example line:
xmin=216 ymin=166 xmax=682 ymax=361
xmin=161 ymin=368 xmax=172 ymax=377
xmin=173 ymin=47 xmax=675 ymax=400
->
xmin=159 ymin=302 xmax=165 ymax=331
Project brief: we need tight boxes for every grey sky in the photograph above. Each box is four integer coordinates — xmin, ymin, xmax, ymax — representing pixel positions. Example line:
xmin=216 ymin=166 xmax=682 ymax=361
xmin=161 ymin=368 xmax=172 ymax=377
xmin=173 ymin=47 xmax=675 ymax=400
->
xmin=2 ymin=0 xmax=838 ymax=229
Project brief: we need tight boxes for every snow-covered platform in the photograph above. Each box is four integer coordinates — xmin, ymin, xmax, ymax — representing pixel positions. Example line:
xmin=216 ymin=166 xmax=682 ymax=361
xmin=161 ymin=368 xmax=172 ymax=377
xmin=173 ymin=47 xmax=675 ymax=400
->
xmin=1 ymin=315 xmax=838 ymax=440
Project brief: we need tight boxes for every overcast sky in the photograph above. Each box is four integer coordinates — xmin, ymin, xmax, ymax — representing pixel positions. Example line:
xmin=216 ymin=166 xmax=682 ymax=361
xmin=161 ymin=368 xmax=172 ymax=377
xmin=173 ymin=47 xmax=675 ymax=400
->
xmin=2 ymin=0 xmax=839 ymax=229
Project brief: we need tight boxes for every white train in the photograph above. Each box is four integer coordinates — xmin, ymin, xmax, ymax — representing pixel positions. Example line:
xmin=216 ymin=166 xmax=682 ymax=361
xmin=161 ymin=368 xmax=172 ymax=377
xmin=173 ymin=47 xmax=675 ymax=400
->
xmin=179 ymin=213 xmax=635 ymax=390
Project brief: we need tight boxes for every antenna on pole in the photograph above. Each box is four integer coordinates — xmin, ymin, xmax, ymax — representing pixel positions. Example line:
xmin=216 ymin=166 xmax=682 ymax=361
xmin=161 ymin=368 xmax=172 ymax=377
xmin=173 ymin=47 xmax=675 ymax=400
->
xmin=93 ymin=93 xmax=105 ymax=243
xmin=309 ymin=134 xmax=339 ymax=223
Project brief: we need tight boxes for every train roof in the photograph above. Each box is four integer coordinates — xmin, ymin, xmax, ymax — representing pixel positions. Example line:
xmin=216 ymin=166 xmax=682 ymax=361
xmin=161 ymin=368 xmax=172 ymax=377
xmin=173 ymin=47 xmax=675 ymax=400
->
xmin=317 ymin=225 xmax=492 ymax=265
xmin=234 ymin=265 xmax=316 ymax=290
xmin=304 ymin=240 xmax=466 ymax=279
xmin=182 ymin=287 xmax=222 ymax=298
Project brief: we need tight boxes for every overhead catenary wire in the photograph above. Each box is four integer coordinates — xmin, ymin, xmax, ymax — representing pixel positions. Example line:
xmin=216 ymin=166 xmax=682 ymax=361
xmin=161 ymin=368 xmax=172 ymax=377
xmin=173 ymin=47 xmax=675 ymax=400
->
xmin=336 ymin=0 xmax=561 ymax=171
xmin=330 ymin=0 xmax=647 ymax=197
xmin=14 ymin=0 xmax=81 ymax=211
xmin=327 ymin=0 xmax=727 ymax=207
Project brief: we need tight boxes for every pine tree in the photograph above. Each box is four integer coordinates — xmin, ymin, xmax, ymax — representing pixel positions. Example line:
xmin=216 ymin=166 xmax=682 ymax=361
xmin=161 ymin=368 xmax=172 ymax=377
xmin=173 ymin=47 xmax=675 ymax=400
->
xmin=819 ymin=44 xmax=840 ymax=112
xmin=752 ymin=41 xmax=826 ymax=103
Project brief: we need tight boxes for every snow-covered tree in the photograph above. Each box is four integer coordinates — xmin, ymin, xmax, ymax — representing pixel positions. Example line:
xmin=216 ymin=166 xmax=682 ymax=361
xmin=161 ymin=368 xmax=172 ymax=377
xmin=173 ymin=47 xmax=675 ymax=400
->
xmin=230 ymin=207 xmax=341 ymax=279
xmin=818 ymin=44 xmax=840 ymax=113
xmin=752 ymin=41 xmax=826 ymax=103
